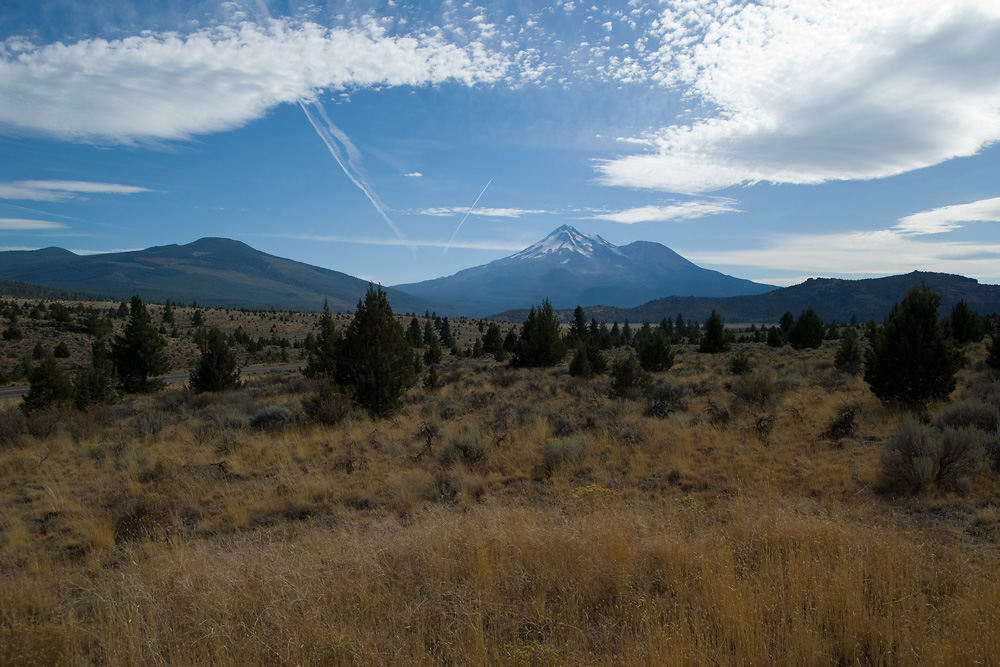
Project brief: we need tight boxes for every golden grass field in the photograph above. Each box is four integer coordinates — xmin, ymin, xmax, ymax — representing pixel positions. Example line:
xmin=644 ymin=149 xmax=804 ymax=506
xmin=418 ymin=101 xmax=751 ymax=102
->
xmin=2 ymin=304 xmax=1000 ymax=665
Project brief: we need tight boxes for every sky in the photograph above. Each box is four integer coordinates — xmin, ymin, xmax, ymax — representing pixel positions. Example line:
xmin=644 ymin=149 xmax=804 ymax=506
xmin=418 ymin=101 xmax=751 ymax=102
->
xmin=2 ymin=0 xmax=1000 ymax=289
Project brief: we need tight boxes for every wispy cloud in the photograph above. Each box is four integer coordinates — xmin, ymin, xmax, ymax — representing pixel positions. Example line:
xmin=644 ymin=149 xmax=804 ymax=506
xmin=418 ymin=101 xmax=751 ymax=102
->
xmin=0 ymin=217 xmax=67 ymax=230
xmin=586 ymin=199 xmax=741 ymax=224
xmin=270 ymin=233 xmax=524 ymax=251
xmin=402 ymin=172 xmax=423 ymax=178
xmin=0 ymin=18 xmax=508 ymax=143
xmin=597 ymin=1 xmax=1000 ymax=193
xmin=0 ymin=180 xmax=150 ymax=201
xmin=416 ymin=206 xmax=552 ymax=218
xmin=894 ymin=196 xmax=1000 ymax=235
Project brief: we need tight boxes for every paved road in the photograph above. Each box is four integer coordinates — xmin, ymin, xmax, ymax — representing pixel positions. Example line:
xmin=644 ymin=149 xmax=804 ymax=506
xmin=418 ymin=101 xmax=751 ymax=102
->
xmin=0 ymin=362 xmax=306 ymax=401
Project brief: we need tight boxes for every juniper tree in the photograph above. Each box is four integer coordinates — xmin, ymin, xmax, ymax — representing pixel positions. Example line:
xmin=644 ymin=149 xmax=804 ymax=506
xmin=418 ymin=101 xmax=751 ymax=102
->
xmin=303 ymin=299 xmax=340 ymax=379
xmin=189 ymin=328 xmax=242 ymax=393
xmin=111 ymin=295 xmax=168 ymax=393
xmin=335 ymin=284 xmax=415 ymax=416
xmin=511 ymin=299 xmax=567 ymax=368
xmin=22 ymin=353 xmax=72 ymax=413
xmin=948 ymin=299 xmax=986 ymax=344
xmin=636 ymin=328 xmax=675 ymax=372
xmin=699 ymin=309 xmax=730 ymax=354
xmin=73 ymin=340 xmax=117 ymax=409
xmin=864 ymin=284 xmax=965 ymax=407
xmin=788 ymin=307 xmax=825 ymax=350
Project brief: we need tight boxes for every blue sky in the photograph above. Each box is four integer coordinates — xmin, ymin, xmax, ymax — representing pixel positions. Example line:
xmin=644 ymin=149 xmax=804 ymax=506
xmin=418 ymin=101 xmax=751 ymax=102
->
xmin=2 ymin=0 xmax=1000 ymax=288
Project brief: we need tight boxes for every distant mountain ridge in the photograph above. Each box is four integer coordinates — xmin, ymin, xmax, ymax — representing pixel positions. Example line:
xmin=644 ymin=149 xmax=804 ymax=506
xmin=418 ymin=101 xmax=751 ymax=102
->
xmin=492 ymin=271 xmax=1000 ymax=325
xmin=393 ymin=225 xmax=777 ymax=316
xmin=0 ymin=238 xmax=433 ymax=314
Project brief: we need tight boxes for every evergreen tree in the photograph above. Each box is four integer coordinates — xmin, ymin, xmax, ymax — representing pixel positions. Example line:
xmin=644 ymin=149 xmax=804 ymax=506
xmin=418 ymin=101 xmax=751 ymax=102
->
xmin=73 ymin=340 xmax=117 ymax=409
xmin=423 ymin=319 xmax=437 ymax=345
xmin=511 ymin=299 xmax=568 ymax=368
xmin=191 ymin=309 xmax=204 ymax=327
xmin=569 ymin=340 xmax=607 ymax=378
xmin=439 ymin=317 xmax=456 ymax=348
xmin=303 ymin=300 xmax=340 ymax=379
xmin=569 ymin=306 xmax=588 ymax=343
xmin=948 ymin=299 xmax=986 ymax=344
xmin=482 ymin=323 xmax=503 ymax=355
xmin=864 ymin=284 xmax=965 ymax=406
xmin=699 ymin=309 xmax=730 ymax=353
xmin=335 ymin=285 xmax=415 ymax=416
xmin=987 ymin=334 xmax=1000 ymax=371
xmin=424 ymin=337 xmax=443 ymax=366
xmin=111 ymin=295 xmax=168 ymax=393
xmin=22 ymin=353 xmax=72 ymax=413
xmin=779 ymin=311 xmax=795 ymax=332
xmin=788 ymin=307 xmax=826 ymax=350
xmin=406 ymin=317 xmax=423 ymax=347
xmin=189 ymin=328 xmax=242 ymax=392
xmin=162 ymin=299 xmax=175 ymax=324
xmin=636 ymin=328 xmax=675 ymax=372
xmin=834 ymin=326 xmax=862 ymax=373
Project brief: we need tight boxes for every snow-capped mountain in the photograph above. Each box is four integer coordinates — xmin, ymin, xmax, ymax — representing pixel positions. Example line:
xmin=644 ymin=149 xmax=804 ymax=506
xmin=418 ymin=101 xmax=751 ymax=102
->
xmin=392 ymin=225 xmax=777 ymax=317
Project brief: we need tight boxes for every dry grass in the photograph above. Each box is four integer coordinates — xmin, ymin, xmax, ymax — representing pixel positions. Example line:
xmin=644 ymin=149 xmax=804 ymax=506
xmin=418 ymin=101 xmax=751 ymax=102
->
xmin=2 ymin=338 xmax=1000 ymax=665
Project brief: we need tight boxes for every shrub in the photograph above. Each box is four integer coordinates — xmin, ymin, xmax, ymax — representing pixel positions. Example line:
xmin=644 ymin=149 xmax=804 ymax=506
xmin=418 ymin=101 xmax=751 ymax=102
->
xmin=542 ymin=436 xmax=586 ymax=474
xmin=251 ymin=405 xmax=295 ymax=430
xmin=569 ymin=341 xmax=607 ymax=378
xmin=731 ymin=369 xmax=777 ymax=409
xmin=645 ymin=382 xmax=687 ymax=418
xmin=728 ymin=349 xmax=752 ymax=375
xmin=987 ymin=335 xmax=1000 ymax=371
xmin=0 ymin=405 xmax=25 ymax=448
xmin=22 ymin=355 xmax=73 ymax=414
xmin=936 ymin=399 xmax=1000 ymax=433
xmin=303 ymin=383 xmax=361 ymax=425
xmin=881 ymin=417 xmax=985 ymax=493
xmin=609 ymin=353 xmax=652 ymax=400
xmin=439 ymin=428 xmax=486 ymax=468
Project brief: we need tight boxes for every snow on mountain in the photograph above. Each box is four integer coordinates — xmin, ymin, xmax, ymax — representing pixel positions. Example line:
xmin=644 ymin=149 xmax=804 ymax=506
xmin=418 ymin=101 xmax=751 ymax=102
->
xmin=509 ymin=224 xmax=623 ymax=261
xmin=392 ymin=225 xmax=778 ymax=317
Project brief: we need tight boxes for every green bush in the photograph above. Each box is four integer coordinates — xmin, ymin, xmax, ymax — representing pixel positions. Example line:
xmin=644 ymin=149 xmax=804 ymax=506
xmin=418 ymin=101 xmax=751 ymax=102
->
xmin=251 ymin=405 xmax=295 ymax=430
xmin=834 ymin=327 xmax=862 ymax=372
xmin=609 ymin=353 xmax=652 ymax=400
xmin=881 ymin=417 xmax=985 ymax=493
xmin=728 ymin=349 xmax=752 ymax=375
xmin=542 ymin=436 xmax=586 ymax=474
xmin=731 ymin=369 xmax=777 ymax=409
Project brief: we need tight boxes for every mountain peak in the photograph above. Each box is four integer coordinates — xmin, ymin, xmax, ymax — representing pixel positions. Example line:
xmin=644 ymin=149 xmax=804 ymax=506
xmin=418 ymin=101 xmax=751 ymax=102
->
xmin=510 ymin=225 xmax=622 ymax=261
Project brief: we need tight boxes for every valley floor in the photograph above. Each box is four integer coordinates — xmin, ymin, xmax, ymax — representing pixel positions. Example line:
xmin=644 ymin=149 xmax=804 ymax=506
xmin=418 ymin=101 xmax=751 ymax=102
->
xmin=2 ymin=342 xmax=1000 ymax=665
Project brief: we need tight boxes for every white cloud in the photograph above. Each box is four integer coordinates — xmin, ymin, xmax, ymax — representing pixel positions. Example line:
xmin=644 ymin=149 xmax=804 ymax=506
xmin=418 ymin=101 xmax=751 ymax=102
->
xmin=416 ymin=206 xmax=552 ymax=218
xmin=0 ymin=218 xmax=67 ymax=230
xmin=0 ymin=180 xmax=151 ymax=201
xmin=269 ymin=233 xmax=525 ymax=251
xmin=685 ymin=229 xmax=1000 ymax=283
xmin=894 ymin=196 xmax=1000 ymax=235
xmin=402 ymin=172 xmax=423 ymax=178
xmin=588 ymin=199 xmax=741 ymax=223
xmin=0 ymin=18 xmax=508 ymax=142
xmin=597 ymin=1 xmax=1000 ymax=193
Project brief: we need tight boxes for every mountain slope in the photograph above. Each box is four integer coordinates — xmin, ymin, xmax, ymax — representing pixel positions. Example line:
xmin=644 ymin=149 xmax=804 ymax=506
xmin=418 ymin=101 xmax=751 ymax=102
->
xmin=0 ymin=238 xmax=434 ymax=314
xmin=393 ymin=225 xmax=776 ymax=316
xmin=492 ymin=271 xmax=1000 ymax=324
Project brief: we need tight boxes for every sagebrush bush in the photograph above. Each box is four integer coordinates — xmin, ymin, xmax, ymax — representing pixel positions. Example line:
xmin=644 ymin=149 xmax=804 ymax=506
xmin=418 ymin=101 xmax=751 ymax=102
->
xmin=251 ymin=405 xmax=295 ymax=430
xmin=731 ymin=369 xmax=777 ymax=409
xmin=935 ymin=399 xmax=1000 ymax=433
xmin=881 ymin=418 xmax=985 ymax=493
xmin=0 ymin=405 xmax=25 ymax=447
xmin=542 ymin=436 xmax=586 ymax=474
xmin=439 ymin=428 xmax=487 ymax=468
xmin=302 ymin=382 xmax=361 ymax=425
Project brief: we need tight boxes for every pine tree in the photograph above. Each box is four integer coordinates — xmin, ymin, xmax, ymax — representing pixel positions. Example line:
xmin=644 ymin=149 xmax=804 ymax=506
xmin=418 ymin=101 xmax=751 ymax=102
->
xmin=511 ymin=299 xmax=568 ymax=368
xmin=834 ymin=326 xmax=862 ymax=373
xmin=948 ymin=299 xmax=986 ymax=344
xmin=636 ymin=328 xmax=675 ymax=372
xmin=406 ymin=317 xmax=424 ymax=347
xmin=304 ymin=300 xmax=341 ymax=379
xmin=699 ymin=309 xmax=730 ymax=353
xmin=189 ymin=328 xmax=242 ymax=392
xmin=111 ymin=295 xmax=168 ymax=393
xmin=73 ymin=340 xmax=117 ymax=409
xmin=335 ymin=285 xmax=415 ymax=416
xmin=22 ymin=353 xmax=72 ymax=413
xmin=569 ymin=306 xmax=588 ymax=343
xmin=864 ymin=284 xmax=965 ymax=406
xmin=482 ymin=323 xmax=503 ymax=355
xmin=788 ymin=307 xmax=826 ymax=350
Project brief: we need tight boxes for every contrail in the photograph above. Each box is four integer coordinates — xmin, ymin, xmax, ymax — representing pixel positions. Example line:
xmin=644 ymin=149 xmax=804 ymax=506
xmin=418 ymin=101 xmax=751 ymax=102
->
xmin=299 ymin=100 xmax=411 ymax=249
xmin=443 ymin=179 xmax=492 ymax=253
xmin=240 ymin=1 xmax=411 ymax=250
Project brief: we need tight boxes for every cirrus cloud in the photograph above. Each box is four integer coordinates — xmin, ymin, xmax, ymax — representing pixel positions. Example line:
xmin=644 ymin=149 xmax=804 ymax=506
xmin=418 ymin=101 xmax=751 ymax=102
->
xmin=0 ymin=217 xmax=67 ymax=230
xmin=0 ymin=180 xmax=151 ymax=201
xmin=894 ymin=196 xmax=1000 ymax=235
xmin=0 ymin=17 xmax=508 ymax=143
xmin=587 ymin=199 xmax=742 ymax=224
xmin=596 ymin=1 xmax=1000 ymax=193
